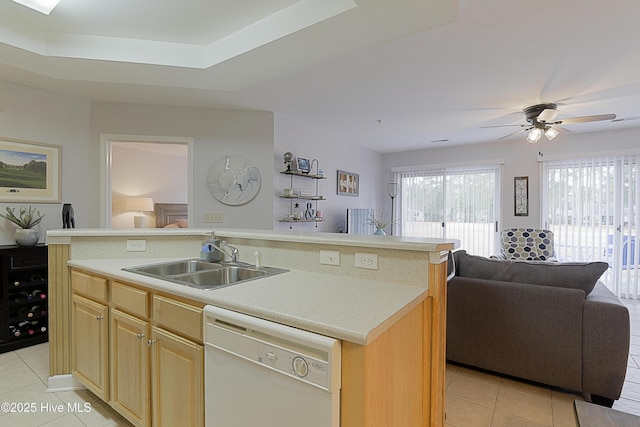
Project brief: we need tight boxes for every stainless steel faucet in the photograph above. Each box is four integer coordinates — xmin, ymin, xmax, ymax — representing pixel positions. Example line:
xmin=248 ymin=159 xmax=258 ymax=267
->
xmin=215 ymin=240 xmax=238 ymax=263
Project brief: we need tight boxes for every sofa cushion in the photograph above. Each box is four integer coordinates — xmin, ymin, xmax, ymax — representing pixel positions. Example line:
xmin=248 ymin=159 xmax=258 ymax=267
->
xmin=501 ymin=228 xmax=555 ymax=260
xmin=454 ymin=250 xmax=608 ymax=295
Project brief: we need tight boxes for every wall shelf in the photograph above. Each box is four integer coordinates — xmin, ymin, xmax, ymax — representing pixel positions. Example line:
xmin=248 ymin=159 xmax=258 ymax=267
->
xmin=279 ymin=170 xmax=325 ymax=229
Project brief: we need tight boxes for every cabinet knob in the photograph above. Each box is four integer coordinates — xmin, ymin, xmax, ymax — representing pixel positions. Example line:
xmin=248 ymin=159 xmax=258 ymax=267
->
xmin=146 ymin=339 xmax=156 ymax=347
xmin=96 ymin=315 xmax=104 ymax=320
xmin=136 ymin=333 xmax=145 ymax=340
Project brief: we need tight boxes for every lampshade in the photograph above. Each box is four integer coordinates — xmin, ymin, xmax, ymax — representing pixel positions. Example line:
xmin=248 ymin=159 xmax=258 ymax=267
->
xmin=526 ymin=128 xmax=542 ymax=143
xmin=387 ymin=182 xmax=398 ymax=198
xmin=123 ymin=197 xmax=154 ymax=212
xmin=544 ymin=127 xmax=559 ymax=141
xmin=11 ymin=0 xmax=61 ymax=15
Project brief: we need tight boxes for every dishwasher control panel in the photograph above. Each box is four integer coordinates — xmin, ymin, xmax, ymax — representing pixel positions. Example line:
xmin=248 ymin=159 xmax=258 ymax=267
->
xmin=258 ymin=342 xmax=330 ymax=389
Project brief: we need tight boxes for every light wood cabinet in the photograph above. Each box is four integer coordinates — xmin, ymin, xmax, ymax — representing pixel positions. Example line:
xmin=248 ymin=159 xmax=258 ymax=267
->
xmin=71 ymin=293 xmax=109 ymax=401
xmin=70 ymin=270 xmax=204 ymax=427
xmin=150 ymin=326 xmax=204 ymax=427
xmin=110 ymin=308 xmax=150 ymax=427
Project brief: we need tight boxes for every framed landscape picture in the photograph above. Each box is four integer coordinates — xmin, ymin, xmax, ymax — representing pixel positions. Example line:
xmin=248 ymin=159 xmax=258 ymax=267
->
xmin=0 ymin=138 xmax=62 ymax=203
xmin=337 ymin=170 xmax=359 ymax=196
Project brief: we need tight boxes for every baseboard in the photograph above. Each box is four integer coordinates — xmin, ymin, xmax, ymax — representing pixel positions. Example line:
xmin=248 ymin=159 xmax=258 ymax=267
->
xmin=46 ymin=374 xmax=85 ymax=392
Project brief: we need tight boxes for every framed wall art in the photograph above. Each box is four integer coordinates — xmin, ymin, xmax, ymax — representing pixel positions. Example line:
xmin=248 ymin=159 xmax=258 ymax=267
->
xmin=337 ymin=170 xmax=359 ymax=196
xmin=0 ymin=138 xmax=62 ymax=203
xmin=514 ymin=176 xmax=529 ymax=216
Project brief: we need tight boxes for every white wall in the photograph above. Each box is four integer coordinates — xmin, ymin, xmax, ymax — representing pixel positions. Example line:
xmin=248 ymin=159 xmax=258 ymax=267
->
xmin=90 ymin=102 xmax=275 ymax=230
xmin=383 ymin=127 xmax=640 ymax=230
xmin=273 ymin=114 xmax=384 ymax=233
xmin=0 ymin=80 xmax=91 ymax=245
xmin=5 ymin=77 xmax=637 ymax=244
xmin=0 ymin=80 xmax=383 ymax=245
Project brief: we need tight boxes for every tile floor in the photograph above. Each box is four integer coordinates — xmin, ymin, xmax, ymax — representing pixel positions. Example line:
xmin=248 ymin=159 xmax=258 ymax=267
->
xmin=2 ymin=299 xmax=640 ymax=426
xmin=0 ymin=343 xmax=129 ymax=426
xmin=445 ymin=298 xmax=640 ymax=427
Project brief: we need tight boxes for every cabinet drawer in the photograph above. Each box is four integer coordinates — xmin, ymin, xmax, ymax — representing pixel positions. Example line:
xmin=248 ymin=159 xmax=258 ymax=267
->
xmin=111 ymin=281 xmax=149 ymax=319
xmin=152 ymin=295 xmax=202 ymax=342
xmin=71 ymin=270 xmax=108 ymax=303
xmin=11 ymin=254 xmax=47 ymax=270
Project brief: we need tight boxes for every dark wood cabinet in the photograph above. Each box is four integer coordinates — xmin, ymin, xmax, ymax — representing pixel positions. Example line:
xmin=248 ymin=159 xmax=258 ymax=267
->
xmin=0 ymin=244 xmax=48 ymax=353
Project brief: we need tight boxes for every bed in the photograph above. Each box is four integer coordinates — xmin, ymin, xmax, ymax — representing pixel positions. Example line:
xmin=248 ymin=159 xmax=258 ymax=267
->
xmin=154 ymin=203 xmax=188 ymax=228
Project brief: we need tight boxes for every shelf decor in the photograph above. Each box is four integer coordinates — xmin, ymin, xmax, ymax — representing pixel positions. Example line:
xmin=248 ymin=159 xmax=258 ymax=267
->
xmin=514 ymin=176 xmax=529 ymax=216
xmin=279 ymin=170 xmax=325 ymax=228
xmin=337 ymin=170 xmax=359 ymax=196
xmin=0 ymin=138 xmax=61 ymax=203
xmin=0 ymin=206 xmax=45 ymax=246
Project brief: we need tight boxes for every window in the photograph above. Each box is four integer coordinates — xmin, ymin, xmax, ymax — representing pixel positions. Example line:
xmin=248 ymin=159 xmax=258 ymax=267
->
xmin=394 ymin=164 xmax=502 ymax=257
xmin=542 ymin=155 xmax=639 ymax=298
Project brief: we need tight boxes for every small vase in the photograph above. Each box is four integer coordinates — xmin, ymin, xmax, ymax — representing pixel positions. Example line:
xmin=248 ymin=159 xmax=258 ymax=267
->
xmin=374 ymin=227 xmax=387 ymax=236
xmin=15 ymin=228 xmax=39 ymax=246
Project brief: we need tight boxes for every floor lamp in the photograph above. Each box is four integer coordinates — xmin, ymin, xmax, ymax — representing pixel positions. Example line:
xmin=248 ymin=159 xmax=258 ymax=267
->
xmin=387 ymin=183 xmax=398 ymax=236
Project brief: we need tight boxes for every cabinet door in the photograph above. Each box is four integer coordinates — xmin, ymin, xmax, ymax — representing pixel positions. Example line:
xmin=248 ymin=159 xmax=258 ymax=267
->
xmin=150 ymin=326 xmax=203 ymax=427
xmin=71 ymin=294 xmax=109 ymax=400
xmin=111 ymin=308 xmax=150 ymax=427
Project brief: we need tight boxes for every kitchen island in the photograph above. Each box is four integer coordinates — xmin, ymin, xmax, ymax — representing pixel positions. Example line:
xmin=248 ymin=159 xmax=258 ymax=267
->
xmin=47 ymin=228 xmax=457 ymax=427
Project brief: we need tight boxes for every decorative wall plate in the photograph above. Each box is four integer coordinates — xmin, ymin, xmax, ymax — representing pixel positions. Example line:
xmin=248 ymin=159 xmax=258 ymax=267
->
xmin=207 ymin=155 xmax=261 ymax=205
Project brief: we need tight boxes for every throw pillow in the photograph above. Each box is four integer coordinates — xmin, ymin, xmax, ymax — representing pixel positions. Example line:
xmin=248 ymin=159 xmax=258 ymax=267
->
xmin=455 ymin=250 xmax=608 ymax=295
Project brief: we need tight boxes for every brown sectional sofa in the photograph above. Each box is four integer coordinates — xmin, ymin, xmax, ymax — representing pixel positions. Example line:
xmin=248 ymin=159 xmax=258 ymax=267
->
xmin=446 ymin=250 xmax=630 ymax=407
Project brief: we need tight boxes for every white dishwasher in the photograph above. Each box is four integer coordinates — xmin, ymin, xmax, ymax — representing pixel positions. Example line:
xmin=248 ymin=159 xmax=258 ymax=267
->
xmin=203 ymin=305 xmax=341 ymax=427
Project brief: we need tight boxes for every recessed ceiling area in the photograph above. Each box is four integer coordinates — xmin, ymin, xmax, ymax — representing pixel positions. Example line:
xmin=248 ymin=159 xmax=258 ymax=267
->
xmin=0 ymin=0 xmax=359 ymax=68
xmin=1 ymin=0 xmax=640 ymax=153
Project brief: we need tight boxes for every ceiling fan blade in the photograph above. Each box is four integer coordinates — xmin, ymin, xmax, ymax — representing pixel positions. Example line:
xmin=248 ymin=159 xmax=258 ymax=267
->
xmin=612 ymin=116 xmax=640 ymax=123
xmin=480 ymin=124 xmax=527 ymax=129
xmin=555 ymin=113 xmax=616 ymax=125
xmin=554 ymin=125 xmax=572 ymax=134
xmin=537 ymin=108 xmax=559 ymax=123
xmin=497 ymin=128 xmax=529 ymax=140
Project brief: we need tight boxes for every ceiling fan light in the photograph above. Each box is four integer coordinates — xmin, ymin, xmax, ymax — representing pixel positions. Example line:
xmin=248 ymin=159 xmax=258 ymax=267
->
xmin=527 ymin=128 xmax=542 ymax=143
xmin=544 ymin=127 xmax=559 ymax=141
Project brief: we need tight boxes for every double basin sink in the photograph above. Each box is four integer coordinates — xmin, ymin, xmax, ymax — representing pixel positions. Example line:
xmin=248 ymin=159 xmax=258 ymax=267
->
xmin=123 ymin=259 xmax=288 ymax=290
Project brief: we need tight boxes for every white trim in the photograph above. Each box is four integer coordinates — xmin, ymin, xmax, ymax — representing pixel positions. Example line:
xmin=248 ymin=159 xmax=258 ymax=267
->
xmin=391 ymin=158 xmax=505 ymax=173
xmin=47 ymin=374 xmax=85 ymax=392
xmin=538 ymin=148 xmax=640 ymax=162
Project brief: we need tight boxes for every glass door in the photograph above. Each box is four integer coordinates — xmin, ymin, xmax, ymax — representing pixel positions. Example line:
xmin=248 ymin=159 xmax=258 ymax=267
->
xmin=397 ymin=165 xmax=501 ymax=257
xmin=542 ymin=155 xmax=639 ymax=298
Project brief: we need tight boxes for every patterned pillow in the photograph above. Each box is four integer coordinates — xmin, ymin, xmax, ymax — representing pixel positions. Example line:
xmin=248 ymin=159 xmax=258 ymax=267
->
xmin=501 ymin=228 xmax=554 ymax=261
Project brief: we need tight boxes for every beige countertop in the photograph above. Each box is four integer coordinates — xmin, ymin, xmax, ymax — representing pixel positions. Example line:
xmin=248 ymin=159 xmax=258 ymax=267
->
xmin=48 ymin=227 xmax=458 ymax=252
xmin=67 ymin=258 xmax=428 ymax=346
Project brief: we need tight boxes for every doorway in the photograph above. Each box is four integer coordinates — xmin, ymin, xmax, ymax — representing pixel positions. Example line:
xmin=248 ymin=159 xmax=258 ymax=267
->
xmin=100 ymin=134 xmax=193 ymax=228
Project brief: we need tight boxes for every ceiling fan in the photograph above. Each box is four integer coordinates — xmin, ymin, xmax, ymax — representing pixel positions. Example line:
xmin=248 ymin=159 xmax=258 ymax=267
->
xmin=484 ymin=103 xmax=616 ymax=143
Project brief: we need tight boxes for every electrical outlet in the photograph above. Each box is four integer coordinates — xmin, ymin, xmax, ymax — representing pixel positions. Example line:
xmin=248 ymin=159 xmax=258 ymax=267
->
xmin=355 ymin=252 xmax=378 ymax=270
xmin=204 ymin=212 xmax=224 ymax=223
xmin=320 ymin=250 xmax=340 ymax=266
xmin=126 ymin=239 xmax=147 ymax=252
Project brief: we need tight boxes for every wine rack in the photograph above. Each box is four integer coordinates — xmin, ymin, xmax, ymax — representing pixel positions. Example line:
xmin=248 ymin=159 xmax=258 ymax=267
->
xmin=0 ymin=245 xmax=48 ymax=353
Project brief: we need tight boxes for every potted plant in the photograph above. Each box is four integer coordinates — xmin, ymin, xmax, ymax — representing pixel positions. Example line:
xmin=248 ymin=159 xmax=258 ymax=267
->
xmin=367 ymin=213 xmax=393 ymax=235
xmin=0 ymin=206 xmax=45 ymax=246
